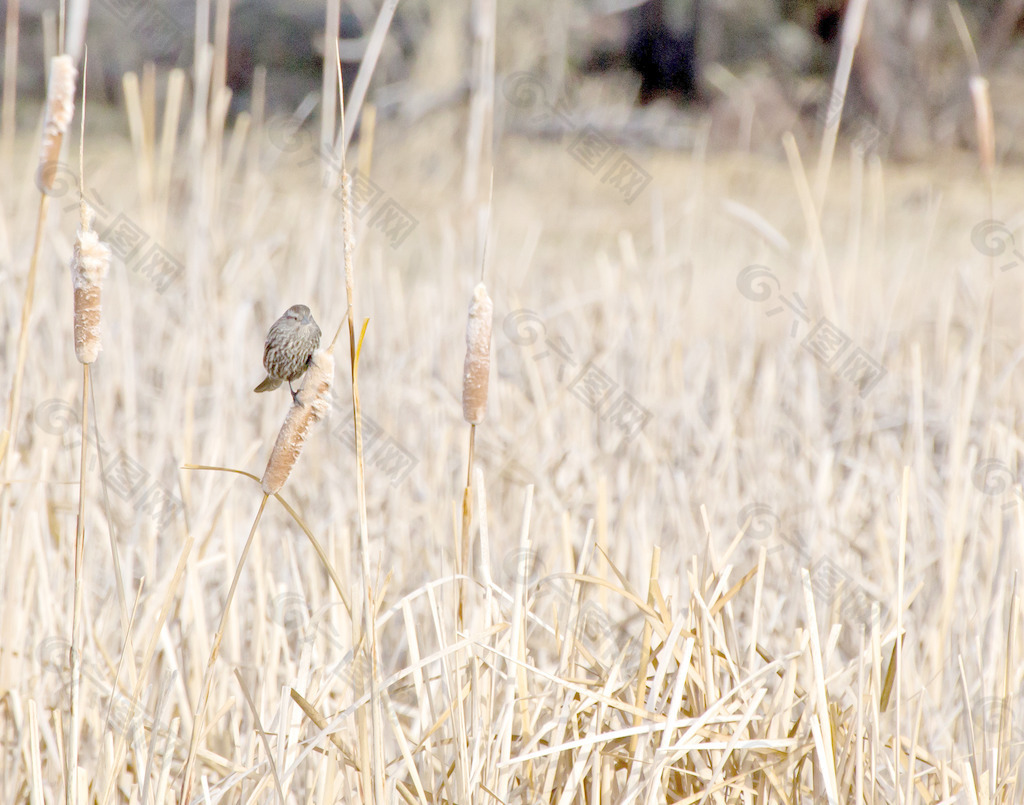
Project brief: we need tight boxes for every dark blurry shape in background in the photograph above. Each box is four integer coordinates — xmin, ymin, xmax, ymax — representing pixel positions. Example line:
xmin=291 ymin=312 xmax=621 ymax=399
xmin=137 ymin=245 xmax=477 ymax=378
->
xmin=574 ymin=0 xmax=1024 ymax=157
xmin=582 ymin=0 xmax=702 ymax=105
xmin=5 ymin=0 xmax=1024 ymax=157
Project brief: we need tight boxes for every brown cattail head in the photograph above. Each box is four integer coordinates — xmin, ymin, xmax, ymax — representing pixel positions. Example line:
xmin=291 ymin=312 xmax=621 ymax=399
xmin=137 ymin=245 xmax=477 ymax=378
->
xmin=462 ymin=282 xmax=493 ymax=425
xmin=261 ymin=349 xmax=335 ymax=495
xmin=38 ymin=55 xmax=78 ymax=192
xmin=70 ymin=203 xmax=111 ymax=364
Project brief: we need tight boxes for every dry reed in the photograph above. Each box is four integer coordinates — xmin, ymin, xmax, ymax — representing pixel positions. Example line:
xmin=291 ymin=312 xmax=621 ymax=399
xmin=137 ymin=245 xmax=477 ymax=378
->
xmin=7 ymin=130 xmax=1024 ymax=804
xmin=336 ymin=54 xmax=386 ymax=796
xmin=65 ymin=59 xmax=91 ymax=805
xmin=2 ymin=53 xmax=78 ymax=475
xmin=7 ymin=10 xmax=1024 ymax=804
xmin=970 ymin=77 xmax=996 ymax=179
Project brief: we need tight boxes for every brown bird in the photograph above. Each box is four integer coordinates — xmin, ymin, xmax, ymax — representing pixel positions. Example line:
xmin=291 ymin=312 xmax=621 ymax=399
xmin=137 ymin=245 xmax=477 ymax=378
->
xmin=254 ymin=304 xmax=322 ymax=400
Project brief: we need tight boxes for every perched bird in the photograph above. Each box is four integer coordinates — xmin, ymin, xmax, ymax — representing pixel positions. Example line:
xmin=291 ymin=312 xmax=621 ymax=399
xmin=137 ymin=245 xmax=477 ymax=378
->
xmin=254 ymin=304 xmax=322 ymax=400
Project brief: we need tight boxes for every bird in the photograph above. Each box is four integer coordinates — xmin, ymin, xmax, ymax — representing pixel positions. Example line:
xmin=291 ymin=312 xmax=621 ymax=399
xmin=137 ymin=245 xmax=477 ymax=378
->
xmin=254 ymin=304 xmax=322 ymax=401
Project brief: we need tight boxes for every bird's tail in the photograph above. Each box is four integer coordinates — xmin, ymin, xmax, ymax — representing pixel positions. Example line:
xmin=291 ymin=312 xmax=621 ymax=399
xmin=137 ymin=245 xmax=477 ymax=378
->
xmin=254 ymin=376 xmax=282 ymax=393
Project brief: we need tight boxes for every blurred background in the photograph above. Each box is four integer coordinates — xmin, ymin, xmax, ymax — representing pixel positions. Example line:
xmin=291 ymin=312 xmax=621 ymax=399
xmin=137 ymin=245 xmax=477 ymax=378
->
xmin=4 ymin=0 xmax=1024 ymax=159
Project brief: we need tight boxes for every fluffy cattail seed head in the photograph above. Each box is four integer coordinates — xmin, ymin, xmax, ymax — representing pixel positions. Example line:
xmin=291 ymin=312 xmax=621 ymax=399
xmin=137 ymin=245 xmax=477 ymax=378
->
xmin=38 ymin=55 xmax=78 ymax=191
xmin=261 ymin=349 xmax=335 ymax=495
xmin=70 ymin=203 xmax=111 ymax=364
xmin=462 ymin=282 xmax=493 ymax=425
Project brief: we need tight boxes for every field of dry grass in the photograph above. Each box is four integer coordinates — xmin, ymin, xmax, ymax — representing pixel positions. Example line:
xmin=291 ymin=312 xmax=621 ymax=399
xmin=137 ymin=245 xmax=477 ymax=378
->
xmin=3 ymin=25 xmax=1024 ymax=804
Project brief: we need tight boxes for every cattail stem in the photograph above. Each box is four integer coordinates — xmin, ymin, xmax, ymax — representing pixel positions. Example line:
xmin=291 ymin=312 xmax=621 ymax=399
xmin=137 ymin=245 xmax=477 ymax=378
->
xmin=181 ymin=348 xmax=335 ymax=798
xmin=459 ymin=425 xmax=476 ymax=626
xmin=466 ymin=424 xmax=476 ymax=491
xmin=65 ymin=58 xmax=94 ymax=805
xmin=951 ymin=2 xmax=997 ymax=378
xmin=180 ymin=493 xmax=269 ymax=804
xmin=3 ymin=54 xmax=77 ymax=483
xmin=335 ymin=46 xmax=384 ymax=800
xmin=968 ymin=74 xmax=997 ymax=379
xmin=66 ymin=363 xmax=88 ymax=805
xmin=458 ymin=282 xmax=493 ymax=623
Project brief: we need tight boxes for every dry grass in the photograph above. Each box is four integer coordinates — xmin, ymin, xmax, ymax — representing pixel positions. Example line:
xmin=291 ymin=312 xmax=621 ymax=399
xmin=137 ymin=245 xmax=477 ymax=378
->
xmin=2 ymin=49 xmax=1024 ymax=805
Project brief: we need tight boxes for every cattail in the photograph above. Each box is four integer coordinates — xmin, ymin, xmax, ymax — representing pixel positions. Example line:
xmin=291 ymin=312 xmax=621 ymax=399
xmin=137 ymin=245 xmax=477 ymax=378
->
xmin=38 ymin=55 xmax=78 ymax=191
xmin=70 ymin=203 xmax=111 ymax=364
xmin=261 ymin=349 xmax=334 ymax=495
xmin=462 ymin=282 xmax=493 ymax=425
